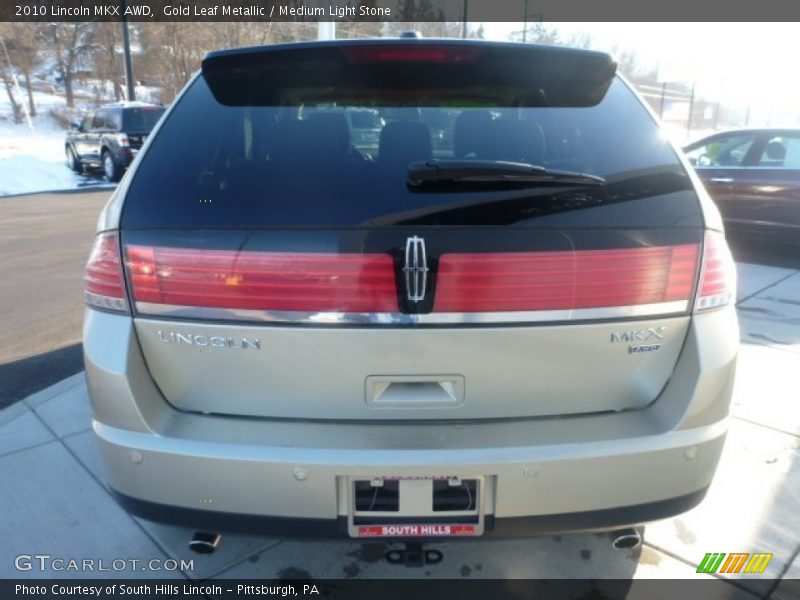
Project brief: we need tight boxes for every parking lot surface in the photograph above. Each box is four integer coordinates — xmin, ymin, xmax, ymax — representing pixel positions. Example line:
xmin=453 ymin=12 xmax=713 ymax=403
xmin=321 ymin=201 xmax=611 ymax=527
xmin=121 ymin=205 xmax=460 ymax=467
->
xmin=0 ymin=190 xmax=111 ymax=407
xmin=1 ymin=261 xmax=798 ymax=594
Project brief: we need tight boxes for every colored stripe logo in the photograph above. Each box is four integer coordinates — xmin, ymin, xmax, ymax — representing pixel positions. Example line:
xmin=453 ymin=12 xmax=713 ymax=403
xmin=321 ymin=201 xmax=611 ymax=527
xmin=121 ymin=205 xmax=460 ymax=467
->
xmin=697 ymin=552 xmax=773 ymax=574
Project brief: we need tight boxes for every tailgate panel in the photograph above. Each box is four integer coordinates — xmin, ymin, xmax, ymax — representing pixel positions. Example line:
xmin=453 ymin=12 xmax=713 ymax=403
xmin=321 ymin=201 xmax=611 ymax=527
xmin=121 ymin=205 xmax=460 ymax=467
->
xmin=134 ymin=316 xmax=689 ymax=420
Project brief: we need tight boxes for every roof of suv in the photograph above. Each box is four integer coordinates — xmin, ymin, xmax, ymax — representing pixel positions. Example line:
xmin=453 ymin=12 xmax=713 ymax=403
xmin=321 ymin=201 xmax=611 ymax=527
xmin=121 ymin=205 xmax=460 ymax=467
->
xmin=100 ymin=101 xmax=162 ymax=111
xmin=203 ymin=37 xmax=613 ymax=64
xmin=201 ymin=38 xmax=618 ymax=111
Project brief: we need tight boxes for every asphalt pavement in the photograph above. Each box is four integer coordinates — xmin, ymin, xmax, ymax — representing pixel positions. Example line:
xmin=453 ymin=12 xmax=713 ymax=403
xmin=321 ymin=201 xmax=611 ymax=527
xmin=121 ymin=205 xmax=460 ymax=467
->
xmin=0 ymin=189 xmax=113 ymax=408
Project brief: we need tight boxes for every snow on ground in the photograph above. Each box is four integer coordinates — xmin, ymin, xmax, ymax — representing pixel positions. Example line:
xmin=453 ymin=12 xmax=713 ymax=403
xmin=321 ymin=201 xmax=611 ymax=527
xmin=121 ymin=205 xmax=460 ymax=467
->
xmin=0 ymin=119 xmax=90 ymax=197
xmin=0 ymin=90 xmax=104 ymax=196
xmin=0 ymin=83 xmax=157 ymax=197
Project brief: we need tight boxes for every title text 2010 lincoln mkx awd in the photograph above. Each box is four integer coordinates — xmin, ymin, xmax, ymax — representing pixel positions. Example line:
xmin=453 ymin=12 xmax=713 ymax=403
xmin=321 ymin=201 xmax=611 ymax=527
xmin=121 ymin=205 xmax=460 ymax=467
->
xmin=83 ymin=39 xmax=738 ymax=547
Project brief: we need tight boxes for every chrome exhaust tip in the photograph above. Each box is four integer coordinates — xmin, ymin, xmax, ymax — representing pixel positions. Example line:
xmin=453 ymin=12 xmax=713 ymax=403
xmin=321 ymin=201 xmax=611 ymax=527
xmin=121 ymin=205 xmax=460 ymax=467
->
xmin=189 ymin=531 xmax=222 ymax=554
xmin=610 ymin=527 xmax=642 ymax=550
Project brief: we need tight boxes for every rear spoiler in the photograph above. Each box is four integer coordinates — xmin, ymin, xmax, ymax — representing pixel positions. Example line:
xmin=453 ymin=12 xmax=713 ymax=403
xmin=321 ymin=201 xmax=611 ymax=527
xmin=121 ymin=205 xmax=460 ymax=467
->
xmin=201 ymin=39 xmax=617 ymax=108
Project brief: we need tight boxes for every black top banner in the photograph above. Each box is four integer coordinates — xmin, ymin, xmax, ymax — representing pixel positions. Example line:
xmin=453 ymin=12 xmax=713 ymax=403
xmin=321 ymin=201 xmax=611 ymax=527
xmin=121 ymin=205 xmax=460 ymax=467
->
xmin=2 ymin=0 xmax=799 ymax=22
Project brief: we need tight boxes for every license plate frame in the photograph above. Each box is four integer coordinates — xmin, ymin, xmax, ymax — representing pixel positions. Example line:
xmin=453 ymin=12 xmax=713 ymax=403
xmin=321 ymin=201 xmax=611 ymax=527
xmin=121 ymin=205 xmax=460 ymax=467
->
xmin=346 ymin=475 xmax=484 ymax=539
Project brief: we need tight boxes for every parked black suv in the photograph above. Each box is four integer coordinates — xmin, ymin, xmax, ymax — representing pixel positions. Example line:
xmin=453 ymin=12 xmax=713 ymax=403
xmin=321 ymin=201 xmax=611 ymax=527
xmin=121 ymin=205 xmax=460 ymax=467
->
xmin=65 ymin=102 xmax=165 ymax=182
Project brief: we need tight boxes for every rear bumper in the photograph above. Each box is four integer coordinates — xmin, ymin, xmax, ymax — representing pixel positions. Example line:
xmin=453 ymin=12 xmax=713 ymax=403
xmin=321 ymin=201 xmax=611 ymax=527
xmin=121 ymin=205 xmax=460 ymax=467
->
xmin=84 ymin=304 xmax=738 ymax=537
xmin=111 ymin=487 xmax=709 ymax=540
xmin=93 ymin=413 xmax=728 ymax=535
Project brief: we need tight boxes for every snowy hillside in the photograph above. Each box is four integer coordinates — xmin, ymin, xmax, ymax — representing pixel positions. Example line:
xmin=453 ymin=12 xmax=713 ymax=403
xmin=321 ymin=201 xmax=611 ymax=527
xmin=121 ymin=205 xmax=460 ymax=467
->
xmin=0 ymin=89 xmax=101 ymax=196
xmin=0 ymin=84 xmax=157 ymax=197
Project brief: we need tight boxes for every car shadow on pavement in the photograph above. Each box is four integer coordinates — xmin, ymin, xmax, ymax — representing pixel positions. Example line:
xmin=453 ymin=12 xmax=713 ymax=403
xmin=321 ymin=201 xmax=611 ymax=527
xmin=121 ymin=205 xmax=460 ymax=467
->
xmin=728 ymin=235 xmax=800 ymax=271
xmin=0 ymin=343 xmax=83 ymax=410
xmin=75 ymin=169 xmax=117 ymax=188
xmin=207 ymin=532 xmax=646 ymax=581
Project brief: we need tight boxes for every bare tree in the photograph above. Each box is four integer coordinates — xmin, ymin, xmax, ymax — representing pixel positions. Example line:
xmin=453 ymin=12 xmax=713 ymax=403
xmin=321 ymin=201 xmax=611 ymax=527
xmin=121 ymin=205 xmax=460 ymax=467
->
xmin=40 ymin=23 xmax=94 ymax=107
xmin=210 ymin=22 xmax=281 ymax=50
xmin=336 ymin=2 xmax=384 ymax=39
xmin=137 ymin=23 xmax=223 ymax=101
xmin=1 ymin=23 xmax=40 ymax=117
xmin=0 ymin=67 xmax=23 ymax=122
xmin=336 ymin=22 xmax=384 ymax=39
xmin=516 ymin=22 xmax=561 ymax=45
xmin=565 ymin=30 xmax=594 ymax=50
xmin=88 ymin=23 xmax=125 ymax=102
xmin=394 ymin=0 xmax=445 ymax=21
xmin=0 ymin=26 xmax=23 ymax=122
xmin=386 ymin=0 xmax=465 ymax=38
xmin=610 ymin=45 xmax=657 ymax=84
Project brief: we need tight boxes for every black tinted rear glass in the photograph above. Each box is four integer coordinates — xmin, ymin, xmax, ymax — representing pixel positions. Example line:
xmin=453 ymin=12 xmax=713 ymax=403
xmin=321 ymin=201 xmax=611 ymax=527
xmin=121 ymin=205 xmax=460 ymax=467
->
xmin=122 ymin=107 xmax=165 ymax=132
xmin=121 ymin=47 xmax=698 ymax=230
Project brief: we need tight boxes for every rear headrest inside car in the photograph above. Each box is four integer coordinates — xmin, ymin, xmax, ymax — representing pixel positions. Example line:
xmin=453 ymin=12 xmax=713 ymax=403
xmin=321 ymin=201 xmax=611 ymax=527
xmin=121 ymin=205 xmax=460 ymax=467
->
xmin=379 ymin=121 xmax=433 ymax=166
xmin=303 ymin=112 xmax=351 ymax=158
xmin=478 ymin=119 xmax=545 ymax=165
xmin=266 ymin=113 xmax=352 ymax=161
xmin=453 ymin=110 xmax=495 ymax=158
xmin=765 ymin=140 xmax=787 ymax=162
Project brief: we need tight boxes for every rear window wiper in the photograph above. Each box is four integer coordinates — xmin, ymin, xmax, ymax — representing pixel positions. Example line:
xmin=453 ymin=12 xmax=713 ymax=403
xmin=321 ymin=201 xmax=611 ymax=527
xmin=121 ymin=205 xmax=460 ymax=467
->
xmin=407 ymin=160 xmax=605 ymax=190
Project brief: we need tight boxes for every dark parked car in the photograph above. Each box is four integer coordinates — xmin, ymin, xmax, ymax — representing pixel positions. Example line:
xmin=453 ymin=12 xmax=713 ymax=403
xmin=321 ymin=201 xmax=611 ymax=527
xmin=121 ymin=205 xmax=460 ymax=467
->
xmin=66 ymin=102 xmax=166 ymax=182
xmin=684 ymin=129 xmax=800 ymax=239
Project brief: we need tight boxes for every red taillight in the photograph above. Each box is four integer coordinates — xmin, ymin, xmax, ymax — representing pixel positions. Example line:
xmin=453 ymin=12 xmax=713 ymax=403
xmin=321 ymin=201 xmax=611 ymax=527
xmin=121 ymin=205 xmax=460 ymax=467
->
xmin=85 ymin=232 xmax=128 ymax=313
xmin=126 ymin=246 xmax=399 ymax=313
xmin=434 ymin=244 xmax=699 ymax=313
xmin=695 ymin=231 xmax=736 ymax=312
xmin=343 ymin=45 xmax=482 ymax=63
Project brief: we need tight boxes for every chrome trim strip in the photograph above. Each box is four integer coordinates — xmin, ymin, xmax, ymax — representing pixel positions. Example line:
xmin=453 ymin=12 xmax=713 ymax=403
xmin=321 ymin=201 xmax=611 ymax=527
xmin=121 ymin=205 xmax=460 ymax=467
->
xmin=134 ymin=300 xmax=689 ymax=325
xmin=86 ymin=291 xmax=129 ymax=313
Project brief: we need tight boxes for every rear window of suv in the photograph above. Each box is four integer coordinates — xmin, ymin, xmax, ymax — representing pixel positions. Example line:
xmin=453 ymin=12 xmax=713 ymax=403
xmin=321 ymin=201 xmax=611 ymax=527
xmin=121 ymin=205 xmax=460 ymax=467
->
xmin=122 ymin=107 xmax=166 ymax=132
xmin=121 ymin=43 xmax=699 ymax=229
